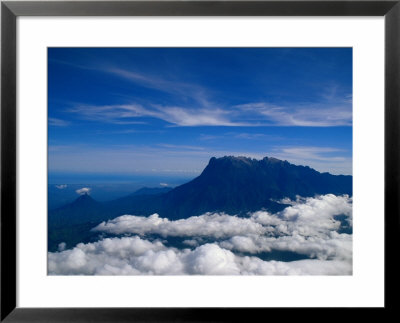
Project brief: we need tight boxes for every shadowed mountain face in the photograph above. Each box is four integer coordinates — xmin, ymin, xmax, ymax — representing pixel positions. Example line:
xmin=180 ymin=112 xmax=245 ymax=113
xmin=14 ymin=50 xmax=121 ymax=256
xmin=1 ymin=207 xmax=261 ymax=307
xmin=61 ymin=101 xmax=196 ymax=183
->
xmin=48 ymin=156 xmax=352 ymax=251
xmin=157 ymin=156 xmax=352 ymax=219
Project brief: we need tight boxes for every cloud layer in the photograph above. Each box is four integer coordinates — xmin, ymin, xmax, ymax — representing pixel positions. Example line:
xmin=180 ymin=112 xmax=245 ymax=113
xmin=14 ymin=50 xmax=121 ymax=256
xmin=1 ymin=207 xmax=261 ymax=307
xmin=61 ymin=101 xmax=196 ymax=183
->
xmin=48 ymin=194 xmax=352 ymax=275
xmin=48 ymin=237 xmax=351 ymax=275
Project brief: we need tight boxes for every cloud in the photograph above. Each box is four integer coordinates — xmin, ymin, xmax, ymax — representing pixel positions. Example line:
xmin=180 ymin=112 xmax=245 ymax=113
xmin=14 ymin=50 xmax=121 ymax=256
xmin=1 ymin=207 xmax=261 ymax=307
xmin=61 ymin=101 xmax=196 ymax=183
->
xmin=276 ymin=147 xmax=347 ymax=162
xmin=56 ymin=59 xmax=351 ymax=128
xmin=48 ymin=238 xmax=352 ymax=276
xmin=157 ymin=144 xmax=205 ymax=151
xmin=94 ymin=194 xmax=351 ymax=238
xmin=232 ymin=132 xmax=281 ymax=140
xmin=66 ymin=66 xmax=244 ymax=127
xmin=107 ymin=68 xmax=211 ymax=107
xmin=55 ymin=184 xmax=67 ymax=189
xmin=67 ymin=104 xmax=151 ymax=125
xmin=92 ymin=194 xmax=352 ymax=262
xmin=68 ymin=103 xmax=254 ymax=127
xmin=159 ymin=183 xmax=169 ymax=187
xmin=67 ymin=100 xmax=352 ymax=128
xmin=49 ymin=117 xmax=69 ymax=127
xmin=270 ymin=146 xmax=352 ymax=175
xmin=76 ymin=187 xmax=91 ymax=195
xmin=50 ymin=61 xmax=214 ymax=109
xmin=235 ymin=102 xmax=352 ymax=127
xmin=93 ymin=213 xmax=265 ymax=239
xmin=220 ymin=232 xmax=352 ymax=261
xmin=237 ymin=256 xmax=352 ymax=275
xmin=184 ymin=244 xmax=240 ymax=275
xmin=104 ymin=68 xmax=352 ymax=129
xmin=48 ymin=236 xmax=168 ymax=275
xmin=58 ymin=242 xmax=67 ymax=252
xmin=155 ymin=106 xmax=243 ymax=127
xmin=68 ymin=100 xmax=352 ymax=128
xmin=46 ymin=194 xmax=353 ymax=275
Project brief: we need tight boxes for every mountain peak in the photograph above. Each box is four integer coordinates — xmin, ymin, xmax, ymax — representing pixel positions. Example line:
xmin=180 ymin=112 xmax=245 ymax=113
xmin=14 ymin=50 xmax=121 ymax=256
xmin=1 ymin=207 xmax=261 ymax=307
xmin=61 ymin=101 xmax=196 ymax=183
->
xmin=207 ymin=155 xmax=285 ymax=170
xmin=72 ymin=193 xmax=97 ymax=206
xmin=263 ymin=156 xmax=283 ymax=163
xmin=208 ymin=155 xmax=256 ymax=165
xmin=76 ymin=192 xmax=90 ymax=198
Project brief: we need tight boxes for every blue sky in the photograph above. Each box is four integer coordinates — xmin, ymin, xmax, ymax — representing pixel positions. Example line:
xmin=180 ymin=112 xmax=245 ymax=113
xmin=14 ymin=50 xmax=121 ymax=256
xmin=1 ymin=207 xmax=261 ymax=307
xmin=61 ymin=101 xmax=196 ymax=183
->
xmin=48 ymin=48 xmax=352 ymax=182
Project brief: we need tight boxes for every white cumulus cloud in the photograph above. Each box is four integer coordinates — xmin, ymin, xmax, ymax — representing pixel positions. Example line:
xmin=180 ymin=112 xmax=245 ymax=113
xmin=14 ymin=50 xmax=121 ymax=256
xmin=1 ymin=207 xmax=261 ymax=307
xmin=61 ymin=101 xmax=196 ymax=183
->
xmin=48 ymin=238 xmax=352 ymax=275
xmin=93 ymin=212 xmax=265 ymax=239
xmin=49 ymin=194 xmax=352 ymax=275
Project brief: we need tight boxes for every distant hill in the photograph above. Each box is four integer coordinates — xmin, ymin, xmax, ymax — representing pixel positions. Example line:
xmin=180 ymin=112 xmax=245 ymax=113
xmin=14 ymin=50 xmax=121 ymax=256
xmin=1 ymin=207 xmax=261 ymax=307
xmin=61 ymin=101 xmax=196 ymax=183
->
xmin=48 ymin=156 xmax=352 ymax=251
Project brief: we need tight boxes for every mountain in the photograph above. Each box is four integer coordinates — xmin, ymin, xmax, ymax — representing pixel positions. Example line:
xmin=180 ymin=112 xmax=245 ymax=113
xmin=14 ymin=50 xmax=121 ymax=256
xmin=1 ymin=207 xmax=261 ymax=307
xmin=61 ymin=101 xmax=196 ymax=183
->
xmin=153 ymin=156 xmax=352 ymax=219
xmin=48 ymin=193 xmax=106 ymax=227
xmin=48 ymin=156 xmax=352 ymax=251
xmin=48 ymin=193 xmax=107 ymax=251
xmin=48 ymin=187 xmax=174 ymax=250
xmin=49 ymin=187 xmax=172 ymax=227
xmin=103 ymin=156 xmax=352 ymax=219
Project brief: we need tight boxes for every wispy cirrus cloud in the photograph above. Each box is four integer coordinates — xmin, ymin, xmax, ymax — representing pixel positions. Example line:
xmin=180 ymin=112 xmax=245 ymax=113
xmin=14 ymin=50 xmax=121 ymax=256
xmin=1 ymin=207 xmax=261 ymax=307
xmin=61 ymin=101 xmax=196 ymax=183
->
xmin=67 ymin=104 xmax=149 ymax=125
xmin=51 ymin=59 xmax=212 ymax=108
xmin=68 ymin=99 xmax=352 ymax=128
xmin=55 ymin=61 xmax=352 ymax=128
xmin=52 ymin=53 xmax=352 ymax=128
xmin=271 ymin=146 xmax=352 ymax=175
xmin=68 ymin=103 xmax=253 ymax=127
xmin=49 ymin=117 xmax=70 ymax=127
xmin=277 ymin=147 xmax=347 ymax=162
xmin=235 ymin=102 xmax=352 ymax=127
xmin=199 ymin=132 xmax=284 ymax=141
xmin=157 ymin=144 xmax=206 ymax=151
xmin=107 ymin=68 xmax=212 ymax=107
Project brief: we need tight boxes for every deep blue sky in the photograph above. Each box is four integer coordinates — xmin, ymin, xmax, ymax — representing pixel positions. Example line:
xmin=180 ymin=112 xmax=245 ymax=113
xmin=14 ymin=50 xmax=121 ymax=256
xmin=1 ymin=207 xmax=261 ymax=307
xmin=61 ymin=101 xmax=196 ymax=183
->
xmin=48 ymin=48 xmax=352 ymax=183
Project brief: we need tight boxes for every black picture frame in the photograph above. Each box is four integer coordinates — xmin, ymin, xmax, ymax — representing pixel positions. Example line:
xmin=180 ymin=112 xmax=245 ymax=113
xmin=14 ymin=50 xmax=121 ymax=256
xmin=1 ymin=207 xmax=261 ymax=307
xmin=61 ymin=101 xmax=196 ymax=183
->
xmin=1 ymin=0 xmax=399 ymax=321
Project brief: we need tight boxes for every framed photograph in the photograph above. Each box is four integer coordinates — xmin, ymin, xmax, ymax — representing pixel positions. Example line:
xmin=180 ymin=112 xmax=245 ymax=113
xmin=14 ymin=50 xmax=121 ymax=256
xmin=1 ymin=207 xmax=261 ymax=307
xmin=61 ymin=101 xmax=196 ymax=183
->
xmin=1 ymin=0 xmax=399 ymax=321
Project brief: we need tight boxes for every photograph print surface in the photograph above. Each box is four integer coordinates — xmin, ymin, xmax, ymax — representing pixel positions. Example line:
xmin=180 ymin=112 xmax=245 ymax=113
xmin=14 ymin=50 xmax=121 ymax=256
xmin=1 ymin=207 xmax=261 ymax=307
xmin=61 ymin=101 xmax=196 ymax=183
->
xmin=47 ymin=48 xmax=352 ymax=275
